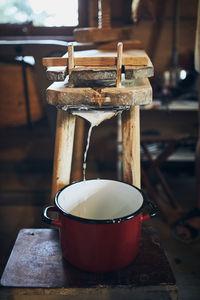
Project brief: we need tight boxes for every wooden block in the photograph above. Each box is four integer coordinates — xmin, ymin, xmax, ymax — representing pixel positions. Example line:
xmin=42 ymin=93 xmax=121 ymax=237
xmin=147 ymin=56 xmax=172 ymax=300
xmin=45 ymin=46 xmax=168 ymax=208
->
xmin=42 ymin=49 xmax=149 ymax=67
xmin=46 ymin=66 xmax=67 ymax=81
xmin=125 ymin=56 xmax=154 ymax=79
xmin=69 ymin=66 xmax=117 ymax=87
xmin=73 ymin=27 xmax=133 ymax=43
xmin=46 ymin=78 xmax=152 ymax=109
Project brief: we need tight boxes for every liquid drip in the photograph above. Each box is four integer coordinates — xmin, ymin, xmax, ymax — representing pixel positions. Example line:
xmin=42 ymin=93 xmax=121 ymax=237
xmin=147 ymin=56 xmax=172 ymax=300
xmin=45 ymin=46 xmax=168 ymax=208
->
xmin=72 ymin=110 xmax=116 ymax=180
xmin=83 ymin=124 xmax=93 ymax=181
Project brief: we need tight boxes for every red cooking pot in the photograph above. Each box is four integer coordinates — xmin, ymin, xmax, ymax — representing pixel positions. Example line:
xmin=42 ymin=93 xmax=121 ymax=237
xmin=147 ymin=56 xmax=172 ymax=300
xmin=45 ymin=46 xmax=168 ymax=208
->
xmin=42 ymin=179 xmax=156 ymax=272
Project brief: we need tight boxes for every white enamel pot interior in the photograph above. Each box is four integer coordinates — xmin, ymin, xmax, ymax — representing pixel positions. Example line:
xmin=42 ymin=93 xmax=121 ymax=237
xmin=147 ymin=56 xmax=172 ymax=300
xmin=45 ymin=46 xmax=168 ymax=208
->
xmin=55 ymin=179 xmax=145 ymax=222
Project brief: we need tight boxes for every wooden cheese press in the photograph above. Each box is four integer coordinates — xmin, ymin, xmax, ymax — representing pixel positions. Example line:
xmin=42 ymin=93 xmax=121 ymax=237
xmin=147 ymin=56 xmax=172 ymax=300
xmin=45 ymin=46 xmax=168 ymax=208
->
xmin=0 ymin=42 xmax=178 ymax=300
xmin=43 ymin=42 xmax=153 ymax=197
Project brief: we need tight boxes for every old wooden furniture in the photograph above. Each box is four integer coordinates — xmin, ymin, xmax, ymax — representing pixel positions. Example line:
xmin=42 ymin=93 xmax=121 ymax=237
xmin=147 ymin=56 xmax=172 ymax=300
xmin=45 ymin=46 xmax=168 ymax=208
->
xmin=42 ymin=42 xmax=153 ymax=197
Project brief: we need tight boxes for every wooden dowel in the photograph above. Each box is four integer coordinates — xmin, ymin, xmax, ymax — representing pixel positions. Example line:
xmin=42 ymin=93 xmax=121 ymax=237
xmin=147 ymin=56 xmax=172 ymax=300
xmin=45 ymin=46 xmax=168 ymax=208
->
xmin=68 ymin=43 xmax=74 ymax=76
xmin=116 ymin=42 xmax=123 ymax=87
xmin=122 ymin=106 xmax=141 ymax=188
xmin=51 ymin=110 xmax=76 ymax=200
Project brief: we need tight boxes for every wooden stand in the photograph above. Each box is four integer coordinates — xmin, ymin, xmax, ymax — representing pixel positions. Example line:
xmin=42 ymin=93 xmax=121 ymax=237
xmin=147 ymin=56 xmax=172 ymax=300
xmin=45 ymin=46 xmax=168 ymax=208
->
xmin=45 ymin=43 xmax=153 ymax=198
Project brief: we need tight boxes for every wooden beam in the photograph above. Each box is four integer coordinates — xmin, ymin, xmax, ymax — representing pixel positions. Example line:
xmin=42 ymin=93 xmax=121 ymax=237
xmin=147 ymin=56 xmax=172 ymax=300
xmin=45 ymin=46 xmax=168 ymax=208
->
xmin=51 ymin=111 xmax=76 ymax=200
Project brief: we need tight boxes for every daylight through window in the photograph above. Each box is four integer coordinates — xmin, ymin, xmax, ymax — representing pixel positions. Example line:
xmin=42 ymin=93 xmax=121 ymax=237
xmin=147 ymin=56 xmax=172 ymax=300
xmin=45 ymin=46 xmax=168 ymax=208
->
xmin=0 ymin=0 xmax=79 ymax=26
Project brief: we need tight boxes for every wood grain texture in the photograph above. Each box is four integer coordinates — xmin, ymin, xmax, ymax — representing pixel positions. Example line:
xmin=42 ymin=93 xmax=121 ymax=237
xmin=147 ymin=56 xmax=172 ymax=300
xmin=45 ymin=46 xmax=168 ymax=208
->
xmin=43 ymin=49 xmax=149 ymax=67
xmin=122 ymin=106 xmax=141 ymax=188
xmin=69 ymin=66 xmax=117 ymax=87
xmin=46 ymin=66 xmax=67 ymax=81
xmin=51 ymin=110 xmax=75 ymax=199
xmin=73 ymin=27 xmax=133 ymax=43
xmin=125 ymin=56 xmax=154 ymax=79
xmin=1 ymin=227 xmax=176 ymax=290
xmin=46 ymin=78 xmax=152 ymax=109
xmin=71 ymin=117 xmax=85 ymax=182
xmin=97 ymin=40 xmax=143 ymax=50
xmin=68 ymin=43 xmax=74 ymax=76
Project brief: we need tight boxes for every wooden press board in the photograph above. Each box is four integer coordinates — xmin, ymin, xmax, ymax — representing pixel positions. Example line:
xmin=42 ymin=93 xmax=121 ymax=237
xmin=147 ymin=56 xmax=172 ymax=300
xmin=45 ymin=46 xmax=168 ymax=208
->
xmin=42 ymin=49 xmax=149 ymax=67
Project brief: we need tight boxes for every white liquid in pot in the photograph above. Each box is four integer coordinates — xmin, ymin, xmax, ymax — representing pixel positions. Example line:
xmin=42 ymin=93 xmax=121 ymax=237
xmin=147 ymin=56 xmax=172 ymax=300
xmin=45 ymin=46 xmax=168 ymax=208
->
xmin=57 ymin=179 xmax=143 ymax=220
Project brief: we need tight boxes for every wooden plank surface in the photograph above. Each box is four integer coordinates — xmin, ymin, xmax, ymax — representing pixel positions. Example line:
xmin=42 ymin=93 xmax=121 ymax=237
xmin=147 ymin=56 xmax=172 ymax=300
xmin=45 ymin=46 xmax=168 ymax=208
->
xmin=1 ymin=227 xmax=176 ymax=289
xmin=73 ymin=27 xmax=133 ymax=43
xmin=43 ymin=49 xmax=149 ymax=67
xmin=46 ymin=78 xmax=152 ymax=109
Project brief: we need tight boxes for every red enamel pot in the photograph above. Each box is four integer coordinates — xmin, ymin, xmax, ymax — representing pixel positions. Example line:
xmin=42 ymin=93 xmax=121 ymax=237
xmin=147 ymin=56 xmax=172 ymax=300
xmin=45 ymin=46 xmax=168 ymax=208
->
xmin=42 ymin=179 xmax=156 ymax=272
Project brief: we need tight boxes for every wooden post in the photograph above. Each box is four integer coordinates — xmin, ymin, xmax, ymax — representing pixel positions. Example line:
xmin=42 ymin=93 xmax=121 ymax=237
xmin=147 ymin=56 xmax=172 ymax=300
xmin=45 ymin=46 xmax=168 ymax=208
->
xmin=122 ymin=106 xmax=141 ymax=188
xmin=51 ymin=110 xmax=76 ymax=200
xmin=116 ymin=42 xmax=123 ymax=87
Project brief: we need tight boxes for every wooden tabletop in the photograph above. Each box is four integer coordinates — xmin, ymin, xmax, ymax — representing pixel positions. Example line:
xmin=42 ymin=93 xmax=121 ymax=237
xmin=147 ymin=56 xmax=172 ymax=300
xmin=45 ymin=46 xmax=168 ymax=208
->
xmin=1 ymin=226 xmax=176 ymax=288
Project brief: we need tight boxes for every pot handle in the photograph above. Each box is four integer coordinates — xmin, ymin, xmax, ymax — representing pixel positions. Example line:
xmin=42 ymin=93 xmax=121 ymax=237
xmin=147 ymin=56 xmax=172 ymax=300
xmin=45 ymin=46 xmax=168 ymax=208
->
xmin=142 ymin=201 xmax=157 ymax=222
xmin=41 ymin=206 xmax=62 ymax=227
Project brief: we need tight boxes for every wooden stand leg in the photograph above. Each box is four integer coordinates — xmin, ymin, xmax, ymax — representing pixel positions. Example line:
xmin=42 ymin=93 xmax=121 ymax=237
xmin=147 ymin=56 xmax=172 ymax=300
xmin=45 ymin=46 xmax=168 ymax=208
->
xmin=71 ymin=117 xmax=85 ymax=182
xmin=51 ymin=110 xmax=76 ymax=200
xmin=122 ymin=106 xmax=141 ymax=188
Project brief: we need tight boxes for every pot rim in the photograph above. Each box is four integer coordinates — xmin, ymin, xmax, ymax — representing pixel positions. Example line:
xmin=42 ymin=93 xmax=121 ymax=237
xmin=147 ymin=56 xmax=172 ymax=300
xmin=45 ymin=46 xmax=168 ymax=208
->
xmin=54 ymin=178 xmax=147 ymax=224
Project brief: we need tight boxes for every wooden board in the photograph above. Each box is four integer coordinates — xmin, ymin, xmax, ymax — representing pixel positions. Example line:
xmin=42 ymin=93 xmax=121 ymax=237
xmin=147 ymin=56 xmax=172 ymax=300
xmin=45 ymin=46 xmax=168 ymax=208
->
xmin=42 ymin=49 xmax=149 ymax=68
xmin=125 ymin=56 xmax=154 ymax=79
xmin=1 ymin=227 xmax=176 ymax=292
xmin=46 ymin=78 xmax=152 ymax=109
xmin=73 ymin=27 xmax=133 ymax=43
xmin=97 ymin=40 xmax=143 ymax=50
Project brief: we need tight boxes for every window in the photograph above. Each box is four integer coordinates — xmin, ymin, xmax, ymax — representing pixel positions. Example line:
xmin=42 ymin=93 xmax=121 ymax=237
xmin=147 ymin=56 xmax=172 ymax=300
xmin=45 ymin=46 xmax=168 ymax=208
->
xmin=0 ymin=0 xmax=78 ymax=26
xmin=0 ymin=0 xmax=89 ymax=39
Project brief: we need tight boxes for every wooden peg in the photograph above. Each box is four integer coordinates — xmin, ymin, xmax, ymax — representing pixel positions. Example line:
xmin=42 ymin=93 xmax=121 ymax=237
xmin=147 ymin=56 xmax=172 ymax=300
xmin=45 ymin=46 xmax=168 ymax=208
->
xmin=116 ymin=42 xmax=123 ymax=87
xmin=68 ymin=43 xmax=74 ymax=76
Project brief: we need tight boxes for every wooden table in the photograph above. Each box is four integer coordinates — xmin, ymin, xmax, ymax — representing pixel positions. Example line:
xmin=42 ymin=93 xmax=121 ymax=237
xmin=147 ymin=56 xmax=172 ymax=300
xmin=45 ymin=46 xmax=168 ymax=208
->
xmin=1 ymin=226 xmax=178 ymax=299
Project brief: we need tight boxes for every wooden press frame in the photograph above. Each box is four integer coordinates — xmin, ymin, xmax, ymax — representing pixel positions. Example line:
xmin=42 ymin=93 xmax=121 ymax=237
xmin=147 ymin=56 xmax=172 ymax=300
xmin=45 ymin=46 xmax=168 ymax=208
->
xmin=51 ymin=43 xmax=142 ymax=199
